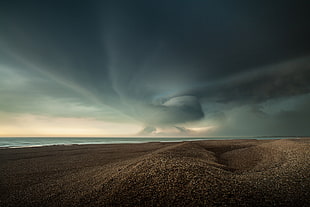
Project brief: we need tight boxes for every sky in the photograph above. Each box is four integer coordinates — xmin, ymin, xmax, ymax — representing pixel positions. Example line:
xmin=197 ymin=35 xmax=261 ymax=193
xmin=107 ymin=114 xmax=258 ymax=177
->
xmin=0 ymin=0 xmax=310 ymax=137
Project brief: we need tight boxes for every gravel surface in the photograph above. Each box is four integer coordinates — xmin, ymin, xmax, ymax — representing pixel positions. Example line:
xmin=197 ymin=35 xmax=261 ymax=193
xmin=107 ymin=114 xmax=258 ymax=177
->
xmin=0 ymin=139 xmax=309 ymax=206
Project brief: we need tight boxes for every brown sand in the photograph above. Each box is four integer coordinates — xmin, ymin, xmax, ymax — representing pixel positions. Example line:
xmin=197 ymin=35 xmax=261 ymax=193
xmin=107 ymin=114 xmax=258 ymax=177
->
xmin=0 ymin=139 xmax=309 ymax=207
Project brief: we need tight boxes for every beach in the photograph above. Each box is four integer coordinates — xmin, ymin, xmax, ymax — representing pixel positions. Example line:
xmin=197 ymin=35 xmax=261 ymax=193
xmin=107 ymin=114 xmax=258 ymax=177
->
xmin=0 ymin=138 xmax=309 ymax=207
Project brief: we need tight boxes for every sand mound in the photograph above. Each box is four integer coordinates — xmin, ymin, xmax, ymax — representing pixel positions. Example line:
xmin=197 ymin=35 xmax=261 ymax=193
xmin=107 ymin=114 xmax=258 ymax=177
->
xmin=80 ymin=142 xmax=233 ymax=206
xmin=79 ymin=140 xmax=310 ymax=206
xmin=1 ymin=139 xmax=309 ymax=206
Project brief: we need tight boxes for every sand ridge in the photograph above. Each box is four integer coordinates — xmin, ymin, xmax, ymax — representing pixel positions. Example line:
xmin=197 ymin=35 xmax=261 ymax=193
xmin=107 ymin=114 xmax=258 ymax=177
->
xmin=0 ymin=139 xmax=309 ymax=206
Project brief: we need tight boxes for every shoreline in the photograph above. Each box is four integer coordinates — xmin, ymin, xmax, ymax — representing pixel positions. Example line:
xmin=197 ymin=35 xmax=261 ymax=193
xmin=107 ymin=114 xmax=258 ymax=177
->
xmin=0 ymin=136 xmax=305 ymax=149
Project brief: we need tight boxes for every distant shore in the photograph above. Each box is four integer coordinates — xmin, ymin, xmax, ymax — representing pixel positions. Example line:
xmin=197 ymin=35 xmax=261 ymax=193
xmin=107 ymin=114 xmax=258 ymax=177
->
xmin=1 ymin=138 xmax=309 ymax=206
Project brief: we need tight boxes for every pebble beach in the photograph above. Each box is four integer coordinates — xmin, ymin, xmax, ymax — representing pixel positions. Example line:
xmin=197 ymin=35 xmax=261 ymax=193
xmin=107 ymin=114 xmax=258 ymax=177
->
xmin=0 ymin=138 xmax=309 ymax=206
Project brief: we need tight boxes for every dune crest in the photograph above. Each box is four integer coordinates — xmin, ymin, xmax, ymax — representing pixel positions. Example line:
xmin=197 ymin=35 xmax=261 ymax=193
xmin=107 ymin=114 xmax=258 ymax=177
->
xmin=1 ymin=139 xmax=309 ymax=206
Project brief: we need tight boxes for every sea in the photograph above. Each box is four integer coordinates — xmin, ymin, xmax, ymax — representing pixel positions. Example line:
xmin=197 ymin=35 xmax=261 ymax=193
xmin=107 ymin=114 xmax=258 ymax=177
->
xmin=0 ymin=137 xmax=295 ymax=148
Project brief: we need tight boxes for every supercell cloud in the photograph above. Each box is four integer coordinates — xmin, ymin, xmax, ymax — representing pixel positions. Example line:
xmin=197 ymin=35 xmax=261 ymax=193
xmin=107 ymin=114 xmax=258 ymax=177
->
xmin=0 ymin=0 xmax=310 ymax=136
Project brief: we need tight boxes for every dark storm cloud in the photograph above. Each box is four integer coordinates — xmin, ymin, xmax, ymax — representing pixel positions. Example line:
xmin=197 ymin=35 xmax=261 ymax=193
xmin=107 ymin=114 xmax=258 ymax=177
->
xmin=178 ymin=57 xmax=310 ymax=104
xmin=1 ymin=0 xmax=310 ymax=134
xmin=147 ymin=96 xmax=204 ymax=125
xmin=206 ymin=94 xmax=310 ymax=136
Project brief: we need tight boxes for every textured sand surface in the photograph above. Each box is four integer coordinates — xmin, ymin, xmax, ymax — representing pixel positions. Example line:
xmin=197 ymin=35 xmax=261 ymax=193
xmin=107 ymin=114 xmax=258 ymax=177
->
xmin=0 ymin=139 xmax=309 ymax=206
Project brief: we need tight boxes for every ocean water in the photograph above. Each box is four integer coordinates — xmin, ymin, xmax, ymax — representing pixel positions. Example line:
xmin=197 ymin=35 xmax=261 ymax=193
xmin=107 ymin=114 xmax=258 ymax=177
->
xmin=0 ymin=137 xmax=293 ymax=148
